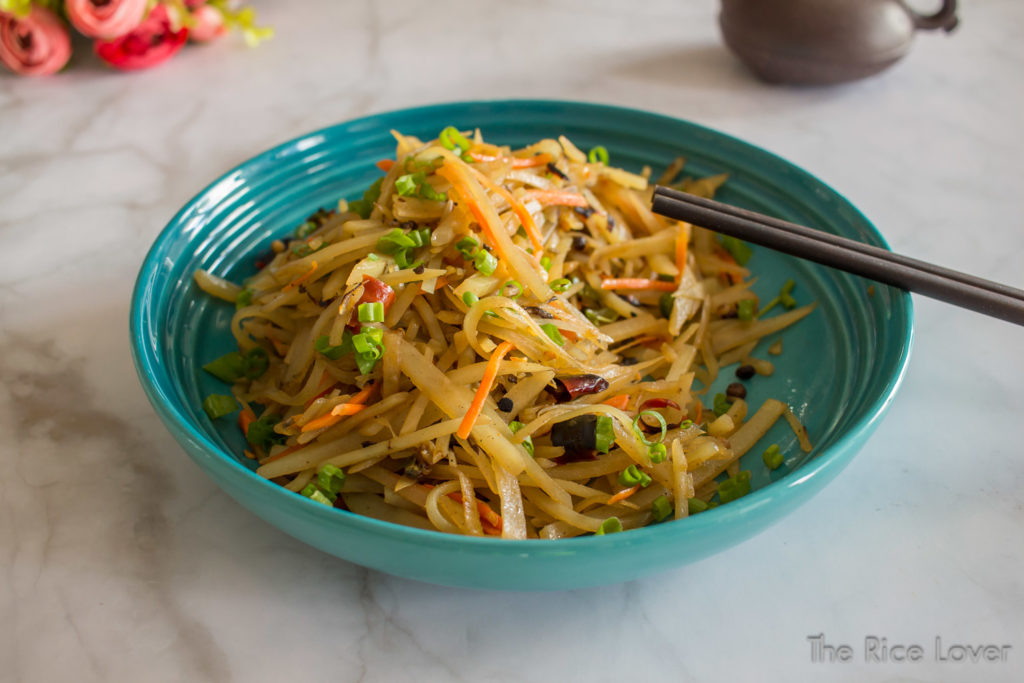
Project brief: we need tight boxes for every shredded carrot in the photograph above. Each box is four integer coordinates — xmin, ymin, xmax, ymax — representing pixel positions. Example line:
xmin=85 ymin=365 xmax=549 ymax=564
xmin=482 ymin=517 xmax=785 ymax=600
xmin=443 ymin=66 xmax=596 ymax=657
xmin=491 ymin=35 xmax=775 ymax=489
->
xmin=376 ymin=159 xmax=395 ymax=172
xmin=260 ymin=444 xmax=302 ymax=465
xmin=283 ymin=261 xmax=318 ymax=292
xmin=301 ymin=412 xmax=344 ymax=433
xmin=520 ymin=189 xmax=589 ymax=207
xmin=607 ymin=485 xmax=640 ymax=505
xmin=457 ymin=341 xmax=514 ymax=439
xmin=304 ymin=376 xmax=339 ymax=409
xmin=468 ymin=152 xmax=552 ymax=168
xmin=238 ymin=407 xmax=256 ymax=436
xmin=448 ymin=492 xmax=504 ymax=532
xmin=346 ymin=382 xmax=376 ymax=405
xmin=467 ymin=165 xmax=544 ymax=257
xmin=268 ymin=336 xmax=288 ymax=356
xmin=602 ymin=394 xmax=630 ymax=410
xmin=600 ymin=278 xmax=677 ymax=292
xmin=329 ymin=402 xmax=367 ymax=418
xmin=675 ymin=223 xmax=689 ymax=283
xmin=481 ymin=520 xmax=503 ymax=536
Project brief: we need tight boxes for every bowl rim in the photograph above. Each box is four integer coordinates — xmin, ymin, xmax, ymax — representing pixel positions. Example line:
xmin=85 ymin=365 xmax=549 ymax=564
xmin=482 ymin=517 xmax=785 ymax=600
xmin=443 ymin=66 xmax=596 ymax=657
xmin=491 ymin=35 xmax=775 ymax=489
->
xmin=130 ymin=98 xmax=914 ymax=552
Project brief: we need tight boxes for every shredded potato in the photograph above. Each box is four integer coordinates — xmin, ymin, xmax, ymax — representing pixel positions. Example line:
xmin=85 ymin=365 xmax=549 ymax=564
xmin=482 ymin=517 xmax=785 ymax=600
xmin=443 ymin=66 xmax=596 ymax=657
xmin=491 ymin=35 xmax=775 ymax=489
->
xmin=193 ymin=128 xmax=816 ymax=538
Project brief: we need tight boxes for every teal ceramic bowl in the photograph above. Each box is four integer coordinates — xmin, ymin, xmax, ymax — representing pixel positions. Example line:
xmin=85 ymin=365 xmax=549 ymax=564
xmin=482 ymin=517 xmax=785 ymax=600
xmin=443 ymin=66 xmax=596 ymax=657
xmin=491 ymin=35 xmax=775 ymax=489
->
xmin=130 ymin=100 xmax=912 ymax=590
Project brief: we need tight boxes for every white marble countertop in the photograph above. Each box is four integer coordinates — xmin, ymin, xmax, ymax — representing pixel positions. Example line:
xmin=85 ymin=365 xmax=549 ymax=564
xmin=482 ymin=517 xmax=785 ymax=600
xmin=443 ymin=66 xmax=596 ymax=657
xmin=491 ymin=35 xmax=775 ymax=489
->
xmin=2 ymin=0 xmax=1023 ymax=681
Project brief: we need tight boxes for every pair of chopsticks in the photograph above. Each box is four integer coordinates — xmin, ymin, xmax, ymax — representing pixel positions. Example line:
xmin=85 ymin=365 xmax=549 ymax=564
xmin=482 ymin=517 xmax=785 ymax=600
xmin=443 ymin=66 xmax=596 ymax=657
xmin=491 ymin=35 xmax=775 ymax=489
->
xmin=651 ymin=186 xmax=1024 ymax=326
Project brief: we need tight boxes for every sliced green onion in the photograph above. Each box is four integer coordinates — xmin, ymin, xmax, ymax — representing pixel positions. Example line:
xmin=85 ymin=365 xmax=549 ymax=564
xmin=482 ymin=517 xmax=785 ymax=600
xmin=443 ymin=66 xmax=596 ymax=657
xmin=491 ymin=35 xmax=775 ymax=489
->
xmin=539 ymin=323 xmax=565 ymax=346
xmin=235 ymin=288 xmax=254 ymax=309
xmin=713 ymin=392 xmax=731 ymax=417
xmin=473 ymin=249 xmax=498 ymax=276
xmin=419 ymin=183 xmax=447 ymax=202
xmin=585 ymin=307 xmax=619 ymax=325
xmin=314 ymin=332 xmax=351 ymax=360
xmin=455 ymin=236 xmax=479 ymax=257
xmin=648 ymin=442 xmax=667 ymax=464
xmin=719 ymin=235 xmax=753 ymax=266
xmin=688 ymin=497 xmax=709 ymax=514
xmin=407 ymin=228 xmax=431 ymax=247
xmin=588 ymin=146 xmax=609 ymax=165
xmin=679 ymin=419 xmax=694 ymax=430
xmin=656 ymin=273 xmax=675 ymax=283
xmin=202 ymin=352 xmax=247 ymax=383
xmin=246 ymin=414 xmax=283 ymax=448
xmin=594 ymin=415 xmax=615 ymax=453
xmin=618 ymin=464 xmax=652 ymax=488
xmin=508 ymin=420 xmax=534 ymax=457
xmin=632 ymin=410 xmax=668 ymax=445
xmin=737 ymin=299 xmax=756 ymax=321
xmin=763 ymin=443 xmax=783 ymax=470
xmin=351 ymin=329 xmax=384 ymax=375
xmin=300 ymin=483 xmax=335 ymax=507
xmin=595 ymin=516 xmax=622 ymax=535
xmin=550 ymin=278 xmax=572 ymax=293
xmin=317 ymin=464 xmax=347 ymax=495
xmin=361 ymin=326 xmax=384 ymax=344
xmin=651 ymin=495 xmax=673 ymax=522
xmin=394 ymin=172 xmax=421 ymax=197
xmin=394 ymin=249 xmax=422 ymax=270
xmin=349 ymin=177 xmax=384 ymax=219
xmin=377 ymin=228 xmax=416 ymax=254
xmin=717 ymin=470 xmax=751 ymax=503
xmin=357 ymin=301 xmax=384 ymax=323
xmin=659 ymin=292 xmax=674 ymax=318
xmin=367 ymin=252 xmax=380 ymax=261
xmin=243 ymin=347 xmax=269 ymax=379
xmin=502 ymin=280 xmax=523 ymax=299
xmin=462 ymin=291 xmax=479 ymax=307
xmin=539 ymin=255 xmax=552 ymax=271
xmin=202 ymin=393 xmax=238 ymax=419
xmin=439 ymin=126 xmax=471 ymax=152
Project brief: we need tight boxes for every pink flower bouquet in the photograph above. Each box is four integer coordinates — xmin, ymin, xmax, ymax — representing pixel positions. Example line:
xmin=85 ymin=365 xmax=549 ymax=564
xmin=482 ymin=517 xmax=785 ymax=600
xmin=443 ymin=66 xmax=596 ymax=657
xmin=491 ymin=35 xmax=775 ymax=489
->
xmin=0 ymin=0 xmax=271 ymax=76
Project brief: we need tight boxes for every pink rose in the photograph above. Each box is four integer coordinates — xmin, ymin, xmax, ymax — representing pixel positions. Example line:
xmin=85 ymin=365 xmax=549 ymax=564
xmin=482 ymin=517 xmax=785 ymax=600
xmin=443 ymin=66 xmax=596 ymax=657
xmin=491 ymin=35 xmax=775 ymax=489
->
xmin=66 ymin=0 xmax=148 ymax=40
xmin=94 ymin=5 xmax=188 ymax=71
xmin=0 ymin=6 xmax=72 ymax=77
xmin=190 ymin=5 xmax=226 ymax=42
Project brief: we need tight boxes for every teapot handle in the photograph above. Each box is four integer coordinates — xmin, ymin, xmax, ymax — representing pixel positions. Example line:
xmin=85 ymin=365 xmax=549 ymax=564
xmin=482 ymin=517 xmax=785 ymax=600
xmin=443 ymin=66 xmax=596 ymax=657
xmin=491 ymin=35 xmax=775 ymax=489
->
xmin=907 ymin=0 xmax=959 ymax=32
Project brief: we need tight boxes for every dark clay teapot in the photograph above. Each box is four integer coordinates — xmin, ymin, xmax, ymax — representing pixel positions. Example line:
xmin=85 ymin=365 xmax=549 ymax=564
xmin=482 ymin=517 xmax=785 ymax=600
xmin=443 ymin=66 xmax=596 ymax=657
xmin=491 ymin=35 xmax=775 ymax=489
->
xmin=719 ymin=0 xmax=959 ymax=84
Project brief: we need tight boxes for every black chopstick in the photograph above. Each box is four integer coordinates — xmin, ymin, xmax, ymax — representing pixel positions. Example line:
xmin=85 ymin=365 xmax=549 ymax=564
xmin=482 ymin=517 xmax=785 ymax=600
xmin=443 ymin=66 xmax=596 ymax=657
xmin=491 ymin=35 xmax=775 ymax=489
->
xmin=650 ymin=185 xmax=1024 ymax=326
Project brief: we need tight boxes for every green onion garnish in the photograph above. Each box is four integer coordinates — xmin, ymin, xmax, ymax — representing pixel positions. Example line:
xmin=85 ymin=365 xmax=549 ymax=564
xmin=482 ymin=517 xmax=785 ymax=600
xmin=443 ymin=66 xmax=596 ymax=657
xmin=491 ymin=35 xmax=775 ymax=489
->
xmin=202 ymin=394 xmax=238 ymax=419
xmin=656 ymin=273 xmax=675 ymax=283
xmin=502 ymin=280 xmax=523 ymax=299
xmin=455 ymin=236 xmax=479 ymax=257
xmin=595 ymin=516 xmax=622 ymax=535
xmin=737 ymin=299 xmax=756 ymax=321
xmin=358 ymin=302 xmax=384 ymax=323
xmin=394 ymin=173 xmax=420 ymax=197
xmin=246 ymin=413 xmax=283 ymax=448
xmin=585 ymin=307 xmax=619 ymax=325
xmin=351 ymin=328 xmax=385 ymax=375
xmin=763 ymin=443 xmax=783 ymax=470
xmin=717 ymin=470 xmax=751 ymax=503
xmin=462 ymin=291 xmax=479 ymax=307
xmin=300 ymin=483 xmax=335 ymax=507
xmin=651 ymin=495 xmax=673 ymax=522
xmin=719 ymin=235 xmax=753 ymax=265
xmin=588 ymin=146 xmax=609 ymax=165
xmin=473 ymin=249 xmax=498 ymax=276
xmin=618 ymin=464 xmax=652 ymax=488
xmin=659 ymin=292 xmax=674 ymax=319
xmin=235 ymin=288 xmax=254 ymax=309
xmin=632 ymin=410 xmax=667 ymax=446
xmin=594 ymin=415 xmax=615 ymax=454
xmin=419 ymin=183 xmax=447 ymax=202
xmin=314 ymin=332 xmax=352 ymax=360
xmin=539 ymin=256 xmax=552 ymax=271
xmin=508 ymin=420 xmax=534 ymax=456
xmin=377 ymin=228 xmax=416 ymax=254
xmin=648 ymin=442 xmax=667 ymax=464
xmin=713 ymin=393 xmax=731 ymax=417
xmin=348 ymin=177 xmax=384 ymax=219
xmin=550 ymin=278 xmax=572 ymax=293
xmin=243 ymin=348 xmax=269 ymax=379
xmin=439 ymin=126 xmax=471 ymax=152
xmin=202 ymin=352 xmax=248 ymax=383
xmin=539 ymin=323 xmax=565 ymax=346
xmin=688 ymin=497 xmax=709 ymax=514
xmin=317 ymin=464 xmax=347 ymax=495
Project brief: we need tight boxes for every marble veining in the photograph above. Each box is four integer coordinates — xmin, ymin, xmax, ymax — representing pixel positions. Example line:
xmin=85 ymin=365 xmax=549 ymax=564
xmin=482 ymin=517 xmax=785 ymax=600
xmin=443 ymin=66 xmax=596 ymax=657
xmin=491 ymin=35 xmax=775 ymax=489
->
xmin=2 ymin=0 xmax=1023 ymax=681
